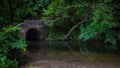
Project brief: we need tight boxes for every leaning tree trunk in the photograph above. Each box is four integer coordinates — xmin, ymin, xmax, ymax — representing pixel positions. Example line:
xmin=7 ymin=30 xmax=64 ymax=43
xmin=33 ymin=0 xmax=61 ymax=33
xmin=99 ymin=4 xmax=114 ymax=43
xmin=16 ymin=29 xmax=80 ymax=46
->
xmin=65 ymin=21 xmax=84 ymax=40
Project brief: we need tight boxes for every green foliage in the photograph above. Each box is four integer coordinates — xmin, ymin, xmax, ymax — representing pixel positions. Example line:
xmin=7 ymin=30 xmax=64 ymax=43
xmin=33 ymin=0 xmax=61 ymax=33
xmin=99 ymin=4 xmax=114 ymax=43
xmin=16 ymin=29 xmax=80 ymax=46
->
xmin=0 ymin=0 xmax=52 ymax=67
xmin=104 ymin=30 xmax=116 ymax=45
xmin=0 ymin=24 xmax=27 ymax=68
xmin=0 ymin=54 xmax=18 ymax=68
xmin=13 ymin=0 xmax=42 ymax=21
xmin=0 ymin=0 xmax=46 ymax=23
xmin=80 ymin=3 xmax=118 ymax=45
xmin=42 ymin=0 xmax=91 ymax=39
xmin=43 ymin=0 xmax=119 ymax=45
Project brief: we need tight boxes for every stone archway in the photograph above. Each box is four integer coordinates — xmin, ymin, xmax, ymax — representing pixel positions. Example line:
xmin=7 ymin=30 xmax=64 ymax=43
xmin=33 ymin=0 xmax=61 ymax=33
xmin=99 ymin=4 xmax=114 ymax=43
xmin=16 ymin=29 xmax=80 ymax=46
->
xmin=26 ymin=28 xmax=41 ymax=41
xmin=20 ymin=20 xmax=47 ymax=41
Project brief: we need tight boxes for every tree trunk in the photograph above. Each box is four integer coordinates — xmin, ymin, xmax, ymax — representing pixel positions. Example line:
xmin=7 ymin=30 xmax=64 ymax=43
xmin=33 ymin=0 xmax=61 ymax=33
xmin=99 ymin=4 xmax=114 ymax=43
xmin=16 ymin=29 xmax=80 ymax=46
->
xmin=65 ymin=21 xmax=83 ymax=39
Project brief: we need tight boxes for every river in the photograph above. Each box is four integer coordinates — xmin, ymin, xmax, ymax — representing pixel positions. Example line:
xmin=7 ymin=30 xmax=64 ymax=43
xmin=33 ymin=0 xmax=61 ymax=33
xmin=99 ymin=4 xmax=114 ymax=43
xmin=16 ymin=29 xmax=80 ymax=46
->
xmin=20 ymin=40 xmax=120 ymax=68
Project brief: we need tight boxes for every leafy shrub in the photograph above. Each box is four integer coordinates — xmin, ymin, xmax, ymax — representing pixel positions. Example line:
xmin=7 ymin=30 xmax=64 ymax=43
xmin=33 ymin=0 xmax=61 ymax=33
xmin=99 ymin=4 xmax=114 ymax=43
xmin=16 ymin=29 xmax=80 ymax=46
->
xmin=0 ymin=24 xmax=27 ymax=68
xmin=0 ymin=54 xmax=18 ymax=68
xmin=80 ymin=3 xmax=118 ymax=45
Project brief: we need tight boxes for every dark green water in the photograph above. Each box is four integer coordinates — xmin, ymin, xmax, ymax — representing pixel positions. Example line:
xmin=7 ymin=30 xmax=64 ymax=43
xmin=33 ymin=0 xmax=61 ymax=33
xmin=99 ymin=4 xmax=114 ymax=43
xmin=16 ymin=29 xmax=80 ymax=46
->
xmin=27 ymin=40 xmax=120 ymax=54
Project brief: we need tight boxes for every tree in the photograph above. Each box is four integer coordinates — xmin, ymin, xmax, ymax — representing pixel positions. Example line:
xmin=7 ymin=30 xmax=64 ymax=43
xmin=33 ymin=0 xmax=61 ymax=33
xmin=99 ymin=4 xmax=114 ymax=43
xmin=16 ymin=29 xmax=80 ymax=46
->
xmin=0 ymin=0 xmax=45 ymax=24
xmin=42 ymin=0 xmax=119 ymax=45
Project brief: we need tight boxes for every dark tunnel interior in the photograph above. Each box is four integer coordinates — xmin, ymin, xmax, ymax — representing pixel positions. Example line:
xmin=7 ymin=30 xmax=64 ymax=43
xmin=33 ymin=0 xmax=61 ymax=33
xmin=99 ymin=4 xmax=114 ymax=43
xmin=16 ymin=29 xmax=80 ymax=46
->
xmin=26 ymin=28 xmax=41 ymax=41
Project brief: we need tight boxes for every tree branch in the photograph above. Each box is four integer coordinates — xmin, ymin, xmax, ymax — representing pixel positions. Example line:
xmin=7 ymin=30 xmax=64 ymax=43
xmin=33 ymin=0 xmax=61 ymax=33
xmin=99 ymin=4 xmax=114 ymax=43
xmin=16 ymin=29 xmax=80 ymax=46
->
xmin=65 ymin=21 xmax=84 ymax=39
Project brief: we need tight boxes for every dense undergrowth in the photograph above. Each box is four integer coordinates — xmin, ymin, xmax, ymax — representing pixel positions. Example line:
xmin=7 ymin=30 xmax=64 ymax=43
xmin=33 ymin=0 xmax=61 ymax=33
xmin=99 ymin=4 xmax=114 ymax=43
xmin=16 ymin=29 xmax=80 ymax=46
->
xmin=0 ymin=24 xmax=27 ymax=68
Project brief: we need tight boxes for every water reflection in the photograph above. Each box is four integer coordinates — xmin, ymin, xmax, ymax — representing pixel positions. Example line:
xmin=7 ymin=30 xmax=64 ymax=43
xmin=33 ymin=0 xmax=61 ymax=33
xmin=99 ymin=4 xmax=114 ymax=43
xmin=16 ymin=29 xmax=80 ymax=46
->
xmin=27 ymin=41 xmax=49 ymax=53
xmin=27 ymin=40 xmax=120 ymax=54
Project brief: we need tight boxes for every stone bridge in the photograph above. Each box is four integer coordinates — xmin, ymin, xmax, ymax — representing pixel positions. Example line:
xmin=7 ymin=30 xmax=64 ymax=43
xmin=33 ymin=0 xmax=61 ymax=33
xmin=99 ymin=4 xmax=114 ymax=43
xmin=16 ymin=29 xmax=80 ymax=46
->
xmin=20 ymin=20 xmax=46 ymax=41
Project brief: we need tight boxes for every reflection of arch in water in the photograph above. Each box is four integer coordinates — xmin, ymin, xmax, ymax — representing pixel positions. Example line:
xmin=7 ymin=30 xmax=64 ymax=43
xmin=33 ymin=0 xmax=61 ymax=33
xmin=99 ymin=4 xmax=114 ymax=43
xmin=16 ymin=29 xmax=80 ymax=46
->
xmin=26 ymin=28 xmax=41 ymax=41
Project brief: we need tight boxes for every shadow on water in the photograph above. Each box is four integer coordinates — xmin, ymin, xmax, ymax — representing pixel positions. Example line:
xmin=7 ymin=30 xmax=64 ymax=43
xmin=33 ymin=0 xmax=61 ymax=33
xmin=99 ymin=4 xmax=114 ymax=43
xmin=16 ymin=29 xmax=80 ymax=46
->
xmin=28 ymin=41 xmax=120 ymax=54
xmin=26 ymin=41 xmax=49 ymax=53
xmin=27 ymin=40 xmax=120 ymax=54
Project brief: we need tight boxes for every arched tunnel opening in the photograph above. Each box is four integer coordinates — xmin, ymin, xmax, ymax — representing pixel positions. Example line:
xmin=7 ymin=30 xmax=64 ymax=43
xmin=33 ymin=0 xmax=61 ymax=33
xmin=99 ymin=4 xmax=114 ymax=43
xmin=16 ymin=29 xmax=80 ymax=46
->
xmin=26 ymin=28 xmax=41 ymax=41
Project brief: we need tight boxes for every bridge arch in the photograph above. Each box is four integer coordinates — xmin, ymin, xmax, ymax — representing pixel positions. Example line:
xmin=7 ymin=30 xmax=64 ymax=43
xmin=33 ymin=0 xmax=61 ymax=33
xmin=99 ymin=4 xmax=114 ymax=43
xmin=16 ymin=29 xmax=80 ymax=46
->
xmin=20 ymin=20 xmax=47 ymax=41
xmin=26 ymin=28 xmax=41 ymax=41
